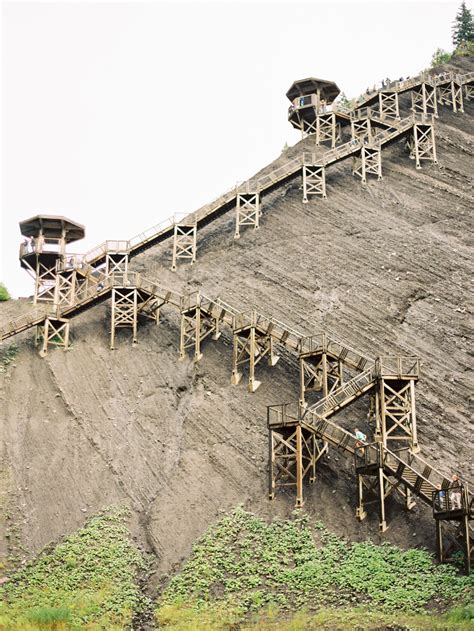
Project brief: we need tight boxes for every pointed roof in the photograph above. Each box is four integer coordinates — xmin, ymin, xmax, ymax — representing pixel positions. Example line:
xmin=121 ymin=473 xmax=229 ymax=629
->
xmin=19 ymin=215 xmax=85 ymax=242
xmin=286 ymin=78 xmax=340 ymax=103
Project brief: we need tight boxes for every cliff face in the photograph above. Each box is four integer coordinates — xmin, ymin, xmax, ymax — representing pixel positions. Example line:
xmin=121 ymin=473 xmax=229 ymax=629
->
xmin=1 ymin=58 xmax=472 ymax=582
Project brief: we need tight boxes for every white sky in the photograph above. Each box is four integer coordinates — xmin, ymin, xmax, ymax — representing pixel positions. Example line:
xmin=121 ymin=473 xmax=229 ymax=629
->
xmin=0 ymin=0 xmax=467 ymax=297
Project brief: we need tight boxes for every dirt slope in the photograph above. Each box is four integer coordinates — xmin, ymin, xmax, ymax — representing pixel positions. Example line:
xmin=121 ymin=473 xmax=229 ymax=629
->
xmin=0 ymin=59 xmax=473 ymax=586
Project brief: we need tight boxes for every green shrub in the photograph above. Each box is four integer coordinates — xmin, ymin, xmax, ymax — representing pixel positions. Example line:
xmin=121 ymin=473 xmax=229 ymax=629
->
xmin=157 ymin=507 xmax=473 ymax=626
xmin=0 ymin=506 xmax=150 ymax=628
xmin=0 ymin=283 xmax=10 ymax=301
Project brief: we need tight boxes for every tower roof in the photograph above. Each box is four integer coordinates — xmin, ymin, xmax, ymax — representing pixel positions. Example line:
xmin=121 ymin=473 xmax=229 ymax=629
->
xmin=19 ymin=215 xmax=85 ymax=242
xmin=286 ymin=78 xmax=341 ymax=103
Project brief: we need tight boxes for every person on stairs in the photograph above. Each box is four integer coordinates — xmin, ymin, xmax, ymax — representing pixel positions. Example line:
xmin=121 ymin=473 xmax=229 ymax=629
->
xmin=449 ymin=475 xmax=462 ymax=510
xmin=354 ymin=428 xmax=367 ymax=449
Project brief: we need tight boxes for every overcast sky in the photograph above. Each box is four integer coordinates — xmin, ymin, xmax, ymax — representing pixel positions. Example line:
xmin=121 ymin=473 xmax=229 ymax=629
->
xmin=1 ymin=0 xmax=467 ymax=297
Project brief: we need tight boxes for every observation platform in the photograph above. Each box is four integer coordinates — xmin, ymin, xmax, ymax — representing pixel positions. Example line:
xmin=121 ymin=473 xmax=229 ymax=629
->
xmin=287 ymin=77 xmax=350 ymax=142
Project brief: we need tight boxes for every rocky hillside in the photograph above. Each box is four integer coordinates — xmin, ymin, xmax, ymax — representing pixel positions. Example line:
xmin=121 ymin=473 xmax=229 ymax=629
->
xmin=0 ymin=58 xmax=472 ymax=590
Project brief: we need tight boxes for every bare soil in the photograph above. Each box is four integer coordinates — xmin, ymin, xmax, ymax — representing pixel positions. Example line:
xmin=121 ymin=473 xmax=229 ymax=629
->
xmin=0 ymin=58 xmax=472 ymax=594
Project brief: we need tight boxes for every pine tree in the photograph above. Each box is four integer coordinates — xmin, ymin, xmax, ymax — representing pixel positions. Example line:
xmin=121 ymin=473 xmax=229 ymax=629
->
xmin=452 ymin=1 xmax=474 ymax=47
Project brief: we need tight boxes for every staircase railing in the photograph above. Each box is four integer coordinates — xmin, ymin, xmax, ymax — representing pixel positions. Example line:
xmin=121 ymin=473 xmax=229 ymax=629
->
xmin=0 ymin=306 xmax=52 ymax=341
xmin=304 ymin=366 xmax=377 ymax=419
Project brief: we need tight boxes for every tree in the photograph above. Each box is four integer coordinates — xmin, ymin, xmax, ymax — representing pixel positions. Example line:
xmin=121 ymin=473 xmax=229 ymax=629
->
xmin=335 ymin=92 xmax=354 ymax=109
xmin=430 ymin=48 xmax=452 ymax=67
xmin=452 ymin=2 xmax=474 ymax=47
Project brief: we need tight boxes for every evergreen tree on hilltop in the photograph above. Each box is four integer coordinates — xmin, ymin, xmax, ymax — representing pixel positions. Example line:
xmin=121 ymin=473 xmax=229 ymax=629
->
xmin=452 ymin=1 xmax=474 ymax=47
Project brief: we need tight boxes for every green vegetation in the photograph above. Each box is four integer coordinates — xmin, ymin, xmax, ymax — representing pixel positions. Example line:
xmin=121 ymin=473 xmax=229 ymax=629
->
xmin=336 ymin=92 xmax=355 ymax=109
xmin=0 ymin=343 xmax=18 ymax=374
xmin=431 ymin=47 xmax=453 ymax=67
xmin=156 ymin=508 xmax=473 ymax=629
xmin=0 ymin=506 xmax=150 ymax=630
xmin=157 ymin=604 xmax=474 ymax=631
xmin=452 ymin=1 xmax=474 ymax=48
xmin=429 ymin=2 xmax=474 ymax=67
xmin=0 ymin=284 xmax=10 ymax=302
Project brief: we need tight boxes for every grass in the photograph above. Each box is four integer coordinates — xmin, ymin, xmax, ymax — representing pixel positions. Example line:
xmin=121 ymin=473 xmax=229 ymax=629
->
xmin=156 ymin=507 xmax=473 ymax=629
xmin=0 ymin=506 xmax=150 ymax=630
xmin=157 ymin=603 xmax=474 ymax=630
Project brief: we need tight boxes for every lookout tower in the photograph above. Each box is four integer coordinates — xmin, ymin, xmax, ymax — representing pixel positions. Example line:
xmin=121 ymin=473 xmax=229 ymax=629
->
xmin=19 ymin=215 xmax=85 ymax=304
xmin=287 ymin=77 xmax=350 ymax=147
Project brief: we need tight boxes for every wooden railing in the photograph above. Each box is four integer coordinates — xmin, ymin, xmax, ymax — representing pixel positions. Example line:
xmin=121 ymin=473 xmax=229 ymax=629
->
xmin=305 ymin=366 xmax=376 ymax=419
xmin=0 ymin=306 xmax=52 ymax=341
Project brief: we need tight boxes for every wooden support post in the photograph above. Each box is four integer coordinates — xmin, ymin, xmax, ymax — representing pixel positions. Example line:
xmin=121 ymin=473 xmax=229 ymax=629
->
xmin=302 ymin=164 xmax=326 ymax=201
xmin=310 ymin=433 xmax=316 ymax=483
xmin=409 ymin=380 xmax=419 ymax=452
xmin=435 ymin=519 xmax=444 ymax=563
xmin=248 ymin=327 xmax=259 ymax=393
xmin=235 ymin=193 xmax=260 ymax=239
xmin=462 ymin=515 xmax=471 ymax=574
xmin=268 ymin=429 xmax=275 ymax=500
xmin=405 ymin=486 xmax=416 ymax=511
xmin=356 ymin=473 xmax=367 ymax=521
xmin=171 ymin=223 xmax=197 ymax=271
xmin=451 ymin=80 xmax=464 ymax=113
xmin=321 ymin=352 xmax=328 ymax=399
xmin=231 ymin=328 xmax=242 ymax=386
xmin=299 ymin=356 xmax=306 ymax=408
xmin=378 ymin=466 xmax=387 ymax=532
xmin=295 ymin=424 xmax=304 ymax=508
xmin=194 ymin=305 xmax=202 ymax=361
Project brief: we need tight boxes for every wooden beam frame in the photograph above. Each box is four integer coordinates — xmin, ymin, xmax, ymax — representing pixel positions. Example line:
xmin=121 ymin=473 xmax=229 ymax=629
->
xmin=110 ymin=286 xmax=138 ymax=349
xmin=376 ymin=378 xmax=419 ymax=452
xmin=316 ymin=112 xmax=341 ymax=148
xmin=235 ymin=192 xmax=260 ymax=239
xmin=351 ymin=118 xmax=372 ymax=143
xmin=54 ymin=269 xmax=77 ymax=307
xmin=179 ymin=293 xmax=221 ymax=362
xmin=412 ymin=122 xmax=437 ymax=169
xmin=435 ymin=514 xmax=472 ymax=575
xmin=302 ymin=164 xmax=326 ymax=201
xmin=269 ymin=425 xmax=327 ymax=507
xmin=36 ymin=317 xmax=70 ymax=357
xmin=438 ymin=80 xmax=464 ymax=113
xmin=106 ymin=252 xmax=129 ymax=275
xmin=231 ymin=318 xmax=279 ymax=392
xmin=171 ymin=223 xmax=197 ymax=271
xmin=352 ymin=146 xmax=382 ymax=183
xmin=299 ymin=351 xmax=344 ymax=407
xmin=378 ymin=91 xmax=400 ymax=120
xmin=411 ymin=83 xmax=438 ymax=117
